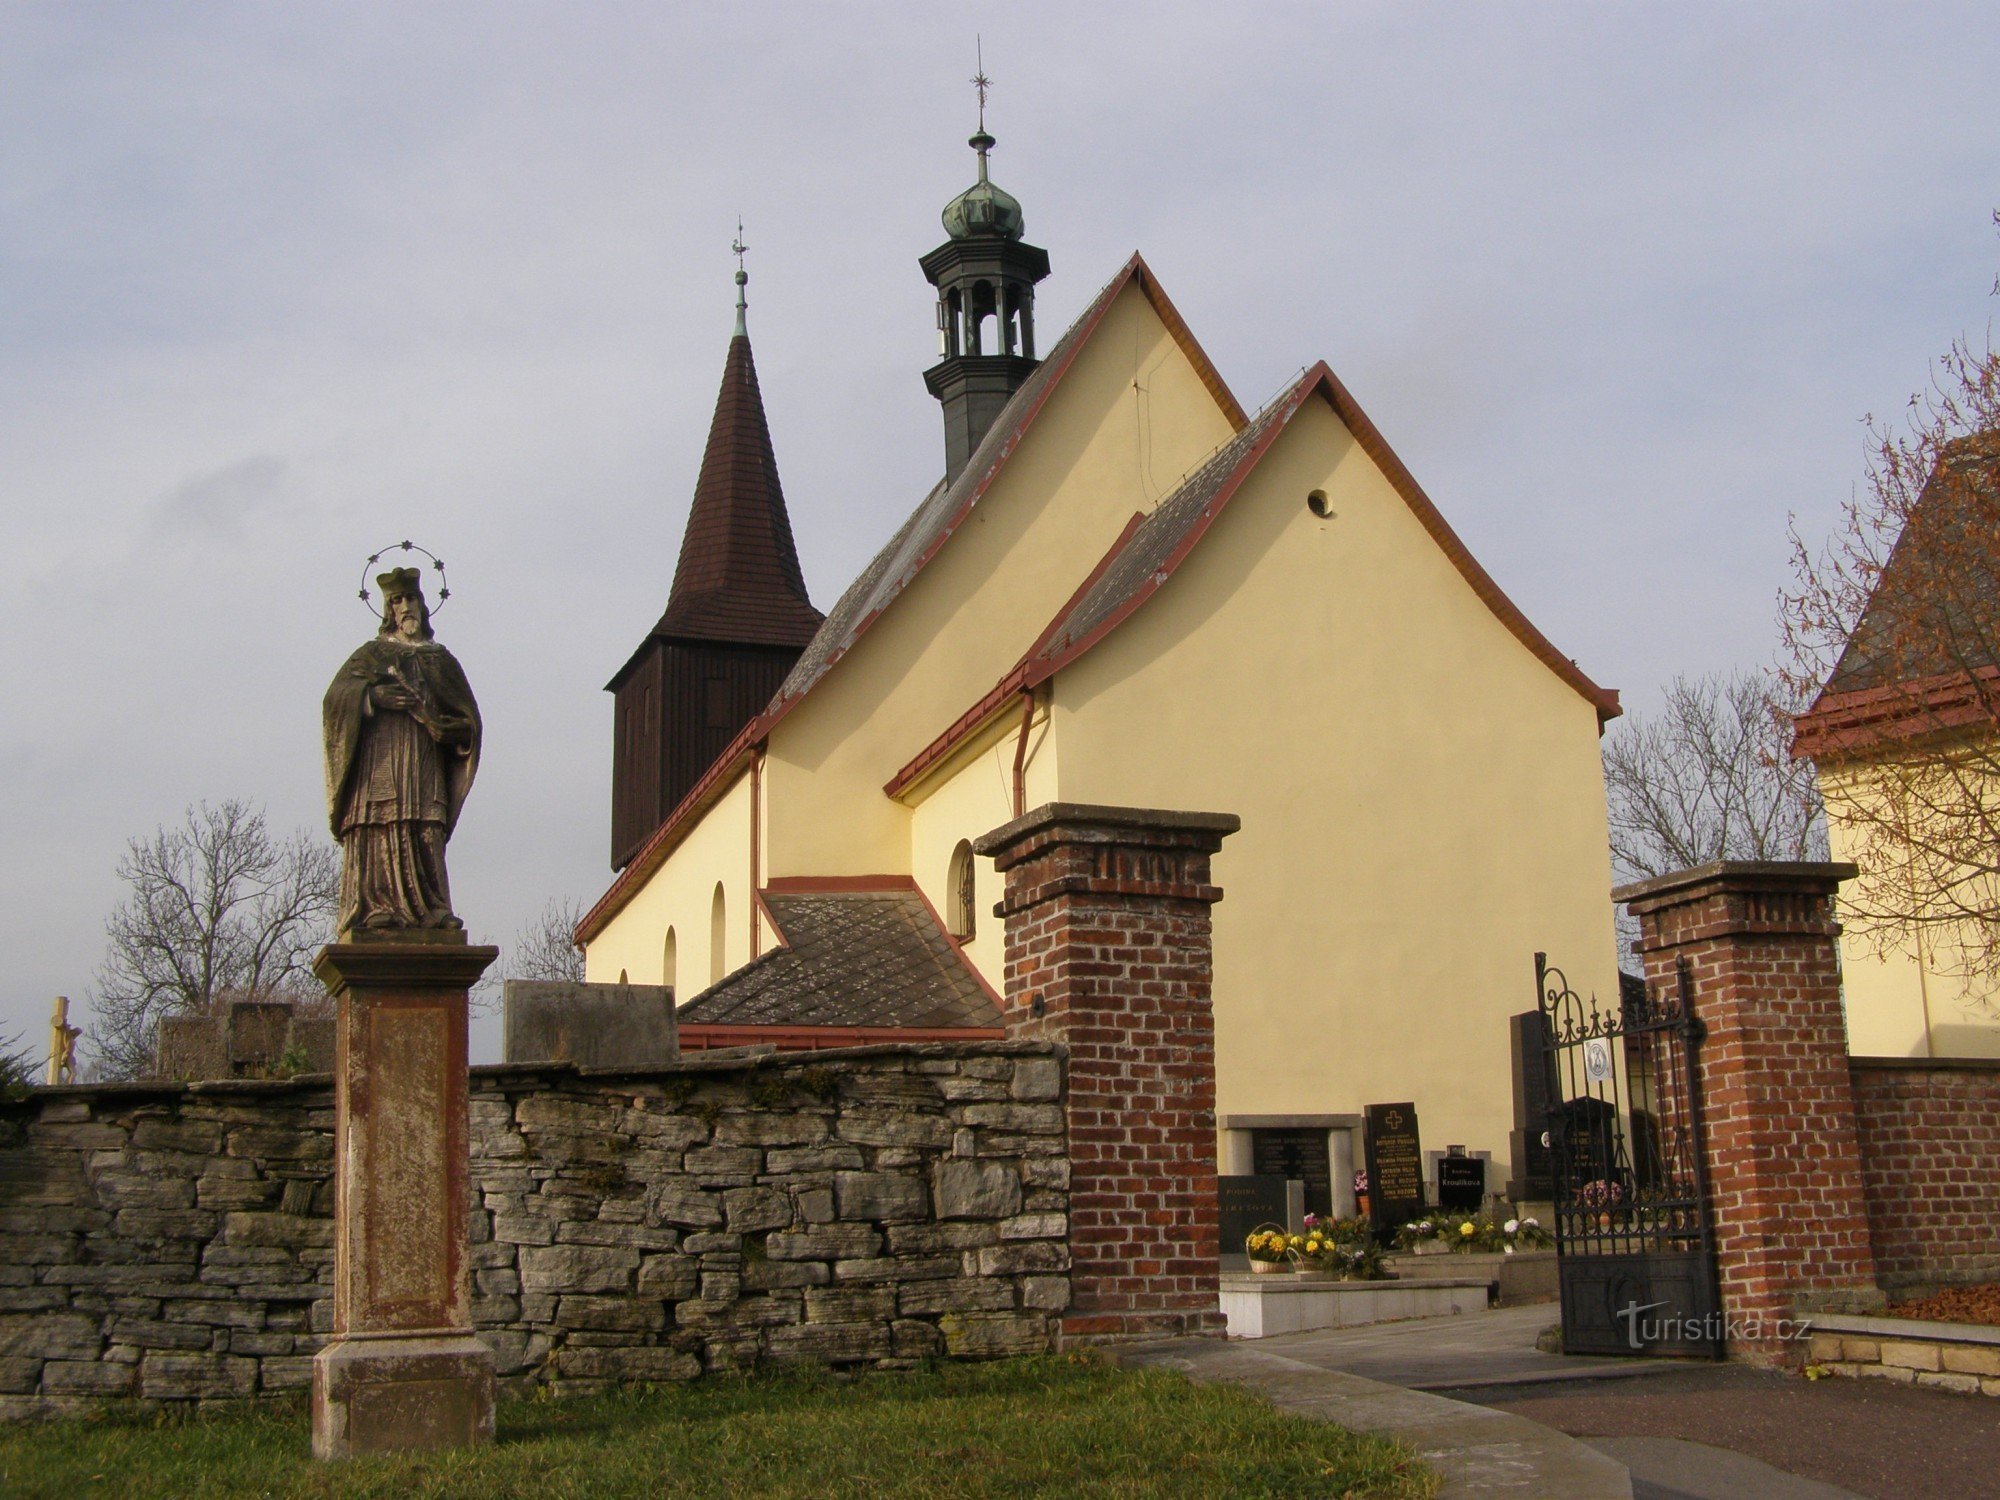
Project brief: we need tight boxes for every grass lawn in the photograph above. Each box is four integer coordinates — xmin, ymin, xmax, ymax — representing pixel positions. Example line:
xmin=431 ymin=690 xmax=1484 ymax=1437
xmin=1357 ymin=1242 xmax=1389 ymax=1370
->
xmin=0 ymin=1354 xmax=1435 ymax=1499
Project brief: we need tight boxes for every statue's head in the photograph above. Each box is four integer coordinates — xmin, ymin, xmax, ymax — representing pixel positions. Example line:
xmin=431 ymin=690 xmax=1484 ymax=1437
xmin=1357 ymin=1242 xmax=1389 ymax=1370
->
xmin=376 ymin=568 xmax=434 ymax=642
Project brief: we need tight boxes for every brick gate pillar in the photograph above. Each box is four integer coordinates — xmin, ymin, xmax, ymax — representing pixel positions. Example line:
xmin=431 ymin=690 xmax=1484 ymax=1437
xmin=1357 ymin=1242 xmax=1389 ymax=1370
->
xmin=976 ymin=803 xmax=1239 ymax=1345
xmin=1615 ymin=861 xmax=1885 ymax=1363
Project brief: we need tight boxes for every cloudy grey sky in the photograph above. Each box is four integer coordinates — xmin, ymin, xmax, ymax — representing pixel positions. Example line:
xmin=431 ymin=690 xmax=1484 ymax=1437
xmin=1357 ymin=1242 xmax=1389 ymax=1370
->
xmin=4 ymin=3 xmax=1996 ymax=1063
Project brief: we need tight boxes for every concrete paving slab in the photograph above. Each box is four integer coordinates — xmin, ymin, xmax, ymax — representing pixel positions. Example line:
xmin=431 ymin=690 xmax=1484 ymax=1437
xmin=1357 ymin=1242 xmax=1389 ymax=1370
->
xmin=1115 ymin=1338 xmax=1631 ymax=1499
xmin=1585 ymin=1437 xmax=1864 ymax=1500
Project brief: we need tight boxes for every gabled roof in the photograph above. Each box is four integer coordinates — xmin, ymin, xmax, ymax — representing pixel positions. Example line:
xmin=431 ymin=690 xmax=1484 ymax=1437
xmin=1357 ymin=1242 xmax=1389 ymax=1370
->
xmin=611 ymin=332 xmax=823 ymax=688
xmin=888 ymin=362 xmax=1620 ymax=794
xmin=674 ymin=880 xmax=1000 ymax=1029
xmin=579 ymin=254 xmax=1244 ymax=943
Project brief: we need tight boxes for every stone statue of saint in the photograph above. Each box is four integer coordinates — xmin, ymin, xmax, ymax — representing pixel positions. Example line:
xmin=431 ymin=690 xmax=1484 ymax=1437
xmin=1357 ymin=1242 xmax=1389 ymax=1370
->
xmin=323 ymin=567 xmax=480 ymax=937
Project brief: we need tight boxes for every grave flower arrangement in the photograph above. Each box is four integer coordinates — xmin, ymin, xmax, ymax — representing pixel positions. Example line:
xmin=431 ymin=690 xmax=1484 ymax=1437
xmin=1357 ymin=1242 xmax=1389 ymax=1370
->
xmin=1244 ymin=1224 xmax=1299 ymax=1271
xmin=1392 ymin=1212 xmax=1552 ymax=1254
xmin=1299 ymin=1213 xmax=1387 ymax=1280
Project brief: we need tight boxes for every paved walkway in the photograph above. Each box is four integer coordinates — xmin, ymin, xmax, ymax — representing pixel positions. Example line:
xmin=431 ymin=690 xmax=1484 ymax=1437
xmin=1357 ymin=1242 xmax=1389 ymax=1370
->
xmin=1256 ymin=1305 xmax=2000 ymax=1500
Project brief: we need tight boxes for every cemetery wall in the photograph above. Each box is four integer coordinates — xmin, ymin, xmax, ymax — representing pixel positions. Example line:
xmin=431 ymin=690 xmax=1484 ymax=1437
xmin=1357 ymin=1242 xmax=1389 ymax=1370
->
xmin=1850 ymin=1058 xmax=2000 ymax=1293
xmin=0 ymin=1040 xmax=1069 ymax=1415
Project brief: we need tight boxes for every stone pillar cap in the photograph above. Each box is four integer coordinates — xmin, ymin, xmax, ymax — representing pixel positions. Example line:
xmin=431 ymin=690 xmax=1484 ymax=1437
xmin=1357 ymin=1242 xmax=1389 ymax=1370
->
xmin=974 ymin=802 xmax=1241 ymax=860
xmin=1612 ymin=860 xmax=1858 ymax=907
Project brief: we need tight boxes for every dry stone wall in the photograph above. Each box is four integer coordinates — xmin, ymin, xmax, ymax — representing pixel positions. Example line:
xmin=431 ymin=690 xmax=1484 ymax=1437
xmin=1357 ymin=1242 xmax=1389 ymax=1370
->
xmin=0 ymin=1040 xmax=1068 ymax=1414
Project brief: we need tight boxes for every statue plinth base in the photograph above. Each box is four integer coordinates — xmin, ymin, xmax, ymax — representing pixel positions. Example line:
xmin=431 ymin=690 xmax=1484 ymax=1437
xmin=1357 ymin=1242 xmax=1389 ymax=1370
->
xmin=312 ymin=935 xmax=498 ymax=1460
xmin=312 ymin=1332 xmax=494 ymax=1457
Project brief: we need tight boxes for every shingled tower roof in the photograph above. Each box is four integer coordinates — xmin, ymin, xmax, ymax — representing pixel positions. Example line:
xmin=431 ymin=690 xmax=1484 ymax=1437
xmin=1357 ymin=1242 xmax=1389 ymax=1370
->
xmin=652 ymin=330 xmax=823 ymax=648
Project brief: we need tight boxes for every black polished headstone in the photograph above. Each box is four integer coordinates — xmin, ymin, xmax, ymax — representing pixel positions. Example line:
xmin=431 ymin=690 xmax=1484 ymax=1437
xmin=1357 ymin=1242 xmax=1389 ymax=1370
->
xmin=1437 ymin=1154 xmax=1487 ymax=1211
xmin=1218 ymin=1174 xmax=1289 ymax=1258
xmin=1249 ymin=1129 xmax=1332 ymax=1221
xmin=1507 ymin=1010 xmax=1556 ymax=1200
xmin=1364 ymin=1102 xmax=1423 ymax=1232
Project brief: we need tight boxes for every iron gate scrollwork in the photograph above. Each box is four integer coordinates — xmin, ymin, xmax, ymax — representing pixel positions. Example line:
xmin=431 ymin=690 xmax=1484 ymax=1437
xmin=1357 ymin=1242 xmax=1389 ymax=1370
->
xmin=1536 ymin=952 xmax=1721 ymax=1358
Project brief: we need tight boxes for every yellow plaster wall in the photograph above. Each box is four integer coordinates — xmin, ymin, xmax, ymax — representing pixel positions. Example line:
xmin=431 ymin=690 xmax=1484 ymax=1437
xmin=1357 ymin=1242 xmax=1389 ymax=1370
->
xmin=583 ymin=769 xmax=757 ymax=994
xmin=1048 ymin=396 xmax=1620 ymax=1168
xmin=760 ymin=279 xmax=1238 ymax=881
xmin=904 ymin=700 xmax=1060 ymax=990
xmin=1820 ymin=762 xmax=2000 ymax=1058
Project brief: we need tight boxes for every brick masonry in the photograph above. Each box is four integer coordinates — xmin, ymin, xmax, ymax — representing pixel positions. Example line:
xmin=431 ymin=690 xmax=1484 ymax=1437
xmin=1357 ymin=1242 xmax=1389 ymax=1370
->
xmin=1619 ymin=862 xmax=1884 ymax=1363
xmin=1850 ymin=1059 xmax=2000 ymax=1294
xmin=976 ymin=803 xmax=1238 ymax=1345
xmin=0 ymin=1041 xmax=1068 ymax=1415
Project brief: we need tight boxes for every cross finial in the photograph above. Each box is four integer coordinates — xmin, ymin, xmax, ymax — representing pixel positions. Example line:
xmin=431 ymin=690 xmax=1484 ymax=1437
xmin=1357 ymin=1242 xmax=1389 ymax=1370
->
xmin=732 ymin=217 xmax=748 ymax=335
xmin=971 ymin=37 xmax=990 ymax=133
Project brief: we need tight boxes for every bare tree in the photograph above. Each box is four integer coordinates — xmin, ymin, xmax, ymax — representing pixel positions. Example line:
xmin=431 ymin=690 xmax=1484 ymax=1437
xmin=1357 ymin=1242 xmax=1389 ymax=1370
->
xmin=509 ymin=898 xmax=586 ymax=984
xmin=1783 ymin=223 xmax=2000 ymax=992
xmin=86 ymin=800 xmax=338 ymax=1079
xmin=1605 ymin=669 xmax=1828 ymax=885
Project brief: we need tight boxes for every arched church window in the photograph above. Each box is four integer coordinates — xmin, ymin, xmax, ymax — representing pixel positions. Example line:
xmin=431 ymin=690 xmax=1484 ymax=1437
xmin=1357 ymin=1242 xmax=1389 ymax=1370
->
xmin=947 ymin=840 xmax=977 ymax=941
xmin=709 ymin=883 xmax=727 ymax=986
xmin=662 ymin=927 xmax=677 ymax=993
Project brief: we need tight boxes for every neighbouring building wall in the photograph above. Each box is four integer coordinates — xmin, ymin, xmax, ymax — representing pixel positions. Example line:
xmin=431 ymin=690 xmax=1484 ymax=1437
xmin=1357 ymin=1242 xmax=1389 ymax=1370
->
xmin=1850 ymin=1058 xmax=2000 ymax=1293
xmin=1049 ymin=399 xmax=1619 ymax=1167
xmin=0 ymin=1041 xmax=1069 ymax=1415
xmin=760 ymin=281 xmax=1238 ymax=883
xmin=585 ymin=769 xmax=758 ymax=988
xmin=1819 ymin=764 xmax=2000 ymax=1059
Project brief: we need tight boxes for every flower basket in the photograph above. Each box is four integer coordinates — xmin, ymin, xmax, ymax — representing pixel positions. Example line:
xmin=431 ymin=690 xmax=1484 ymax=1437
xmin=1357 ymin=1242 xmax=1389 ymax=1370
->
xmin=1250 ymin=1257 xmax=1289 ymax=1274
xmin=1244 ymin=1223 xmax=1299 ymax=1271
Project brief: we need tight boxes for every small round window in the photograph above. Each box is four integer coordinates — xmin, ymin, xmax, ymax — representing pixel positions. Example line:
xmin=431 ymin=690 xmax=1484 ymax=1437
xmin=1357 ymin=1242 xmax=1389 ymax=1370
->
xmin=1307 ymin=489 xmax=1333 ymax=518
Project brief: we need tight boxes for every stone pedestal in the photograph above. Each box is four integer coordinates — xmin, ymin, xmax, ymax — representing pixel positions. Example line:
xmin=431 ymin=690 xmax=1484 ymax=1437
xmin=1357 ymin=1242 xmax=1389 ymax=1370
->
xmin=311 ymin=935 xmax=497 ymax=1458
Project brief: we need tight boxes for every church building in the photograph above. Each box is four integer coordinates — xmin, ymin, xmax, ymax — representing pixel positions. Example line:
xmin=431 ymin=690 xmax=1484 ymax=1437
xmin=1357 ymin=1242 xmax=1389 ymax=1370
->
xmin=580 ymin=115 xmax=1623 ymax=1213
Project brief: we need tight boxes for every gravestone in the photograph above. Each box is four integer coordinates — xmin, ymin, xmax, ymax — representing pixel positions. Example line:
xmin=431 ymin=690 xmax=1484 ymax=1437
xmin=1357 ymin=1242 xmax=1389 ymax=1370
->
xmin=1218 ymin=1174 xmax=1288 ymax=1266
xmin=1437 ymin=1152 xmax=1487 ymax=1211
xmin=502 ymin=980 xmax=678 ymax=1067
xmin=1249 ymin=1128 xmax=1333 ymax=1221
xmin=1364 ymin=1101 xmax=1423 ymax=1232
xmin=1507 ymin=1010 xmax=1557 ymax=1200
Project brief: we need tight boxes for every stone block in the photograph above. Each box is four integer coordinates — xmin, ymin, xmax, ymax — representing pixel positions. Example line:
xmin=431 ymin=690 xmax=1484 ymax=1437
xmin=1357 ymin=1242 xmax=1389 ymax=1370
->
xmin=1022 ymin=1275 xmax=1070 ymax=1311
xmin=1839 ymin=1338 xmax=1879 ymax=1362
xmin=0 ymin=1313 xmax=101 ymax=1361
xmin=795 ymin=1189 xmax=835 ymax=1224
xmin=683 ymin=1146 xmax=763 ymax=1184
xmin=555 ymin=1221 xmax=680 ymax=1251
xmin=886 ymin=1221 xmax=999 ymax=1254
xmin=221 ymin=1212 xmax=331 ymax=1250
xmin=261 ymin=1355 xmax=317 ymax=1390
xmin=765 ymin=1225 xmax=881 ymax=1262
xmin=114 ymin=1208 xmax=219 ymax=1242
xmin=519 ymin=1244 xmax=639 ymax=1294
xmin=1879 ymin=1339 xmax=1943 ymax=1372
xmin=834 ymin=1172 xmax=928 ymax=1224
xmin=139 ymin=1351 xmax=258 ymax=1400
xmin=42 ymin=1359 xmax=137 ymax=1396
xmin=0 ymin=1357 xmax=42 ymax=1394
xmin=832 ymin=1255 xmax=960 ymax=1284
xmin=1808 ymin=1332 xmax=1844 ymax=1362
xmin=836 ymin=1113 xmax=954 ymax=1151
xmin=503 ymin=980 xmax=677 ymax=1068
xmin=130 ymin=1118 xmax=224 ymax=1154
xmin=555 ymin=1295 xmax=665 ymax=1333
xmin=999 ymin=1212 xmax=1065 ymax=1240
xmin=715 ymin=1113 xmax=829 ymax=1148
xmin=932 ymin=1160 xmax=1021 ymax=1221
xmin=1942 ymin=1345 xmax=2000 ymax=1378
xmin=766 ymin=1144 xmax=865 ymax=1174
xmin=647 ymin=1183 xmax=723 ymax=1228
xmin=742 ymin=1259 xmax=829 ymax=1291
xmin=975 ymin=1241 xmax=1069 ymax=1276
xmin=897 ymin=1278 xmax=1016 ymax=1316
xmin=765 ymin=1322 xmax=892 ymax=1364
xmin=1010 ymin=1058 xmax=1062 ymax=1102
xmin=1857 ymin=1363 xmax=1916 ymax=1384
xmin=92 ymin=1174 xmax=195 ymax=1211
xmin=804 ymin=1286 xmax=896 ymax=1324
xmin=724 ymin=1186 xmax=792 ymax=1233
xmin=958 ymin=1103 xmax=1063 ymax=1134
xmin=491 ymin=1214 xmax=559 ymax=1247
xmin=938 ymin=1312 xmax=1050 ymax=1358
xmin=226 ymin=1125 xmax=327 ymax=1162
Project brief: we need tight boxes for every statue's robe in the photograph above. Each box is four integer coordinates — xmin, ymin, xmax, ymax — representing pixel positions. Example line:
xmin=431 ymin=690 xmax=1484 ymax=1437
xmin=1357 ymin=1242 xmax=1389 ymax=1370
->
xmin=322 ymin=637 xmax=480 ymax=934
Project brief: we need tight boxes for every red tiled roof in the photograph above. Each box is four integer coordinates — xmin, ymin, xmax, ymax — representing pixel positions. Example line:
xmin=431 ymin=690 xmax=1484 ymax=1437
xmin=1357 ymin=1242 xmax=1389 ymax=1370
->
xmin=650 ymin=333 xmax=823 ymax=651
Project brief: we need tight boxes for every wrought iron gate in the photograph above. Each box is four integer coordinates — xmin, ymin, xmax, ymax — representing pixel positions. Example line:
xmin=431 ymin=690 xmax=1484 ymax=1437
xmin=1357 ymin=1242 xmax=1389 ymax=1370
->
xmin=1536 ymin=952 xmax=1721 ymax=1358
